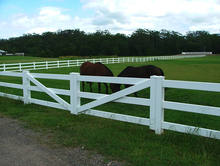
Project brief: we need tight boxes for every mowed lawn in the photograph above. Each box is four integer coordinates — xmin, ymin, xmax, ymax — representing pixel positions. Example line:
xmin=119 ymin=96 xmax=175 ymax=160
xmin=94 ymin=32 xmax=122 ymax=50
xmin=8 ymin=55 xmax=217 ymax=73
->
xmin=0 ymin=55 xmax=59 ymax=64
xmin=0 ymin=55 xmax=220 ymax=166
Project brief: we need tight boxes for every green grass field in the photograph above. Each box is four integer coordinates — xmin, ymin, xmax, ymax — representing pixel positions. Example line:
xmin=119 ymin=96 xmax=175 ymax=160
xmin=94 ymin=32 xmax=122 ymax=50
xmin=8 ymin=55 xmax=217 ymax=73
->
xmin=0 ymin=55 xmax=59 ymax=64
xmin=0 ymin=55 xmax=220 ymax=166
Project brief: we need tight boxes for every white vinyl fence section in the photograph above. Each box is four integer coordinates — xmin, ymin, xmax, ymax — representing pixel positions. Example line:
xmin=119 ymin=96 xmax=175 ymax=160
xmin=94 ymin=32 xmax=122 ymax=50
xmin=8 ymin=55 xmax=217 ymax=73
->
xmin=0 ymin=55 xmax=206 ymax=72
xmin=181 ymin=52 xmax=212 ymax=55
xmin=1 ymin=71 xmax=220 ymax=139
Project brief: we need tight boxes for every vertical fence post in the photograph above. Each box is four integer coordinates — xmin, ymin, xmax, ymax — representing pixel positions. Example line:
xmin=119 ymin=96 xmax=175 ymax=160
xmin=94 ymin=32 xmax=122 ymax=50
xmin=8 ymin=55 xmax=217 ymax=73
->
xmin=67 ymin=60 xmax=70 ymax=67
xmin=70 ymin=72 xmax=80 ymax=115
xmin=46 ymin=61 xmax=48 ymax=69
xmin=149 ymin=76 xmax=164 ymax=134
xmin=33 ymin=62 xmax=36 ymax=70
xmin=19 ymin=63 xmax=22 ymax=71
xmin=57 ymin=61 xmax=60 ymax=68
xmin=22 ymin=70 xmax=31 ymax=104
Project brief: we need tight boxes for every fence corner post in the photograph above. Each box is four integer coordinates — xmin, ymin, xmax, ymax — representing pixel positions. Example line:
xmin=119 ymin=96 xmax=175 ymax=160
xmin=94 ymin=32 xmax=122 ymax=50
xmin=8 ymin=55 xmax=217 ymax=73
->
xmin=22 ymin=70 xmax=31 ymax=104
xmin=149 ymin=75 xmax=164 ymax=134
xmin=70 ymin=72 xmax=80 ymax=115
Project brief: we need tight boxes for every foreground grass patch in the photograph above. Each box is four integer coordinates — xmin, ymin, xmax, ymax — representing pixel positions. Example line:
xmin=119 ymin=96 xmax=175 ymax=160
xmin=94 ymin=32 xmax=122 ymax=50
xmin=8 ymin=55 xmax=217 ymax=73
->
xmin=0 ymin=97 xmax=220 ymax=166
xmin=1 ymin=55 xmax=220 ymax=165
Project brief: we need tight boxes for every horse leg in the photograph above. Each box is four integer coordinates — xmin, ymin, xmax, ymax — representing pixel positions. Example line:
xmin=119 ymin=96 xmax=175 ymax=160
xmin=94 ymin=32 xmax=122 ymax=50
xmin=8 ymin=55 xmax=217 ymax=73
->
xmin=89 ymin=82 xmax=93 ymax=92
xmin=98 ymin=83 xmax=101 ymax=93
xmin=104 ymin=83 xmax=108 ymax=94
xmin=82 ymin=81 xmax=85 ymax=91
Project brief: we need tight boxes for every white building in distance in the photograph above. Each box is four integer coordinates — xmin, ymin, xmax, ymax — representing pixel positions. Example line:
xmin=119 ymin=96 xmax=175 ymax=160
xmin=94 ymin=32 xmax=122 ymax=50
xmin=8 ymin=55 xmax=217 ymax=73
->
xmin=0 ymin=50 xmax=6 ymax=56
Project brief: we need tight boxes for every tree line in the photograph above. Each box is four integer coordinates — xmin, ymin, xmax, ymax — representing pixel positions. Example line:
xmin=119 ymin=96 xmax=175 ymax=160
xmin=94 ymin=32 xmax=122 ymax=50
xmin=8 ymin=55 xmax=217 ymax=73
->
xmin=0 ymin=29 xmax=220 ymax=58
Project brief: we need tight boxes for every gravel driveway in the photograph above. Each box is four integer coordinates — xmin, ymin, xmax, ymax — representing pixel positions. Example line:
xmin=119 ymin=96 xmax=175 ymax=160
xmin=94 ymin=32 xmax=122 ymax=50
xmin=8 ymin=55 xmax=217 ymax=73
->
xmin=0 ymin=115 xmax=122 ymax=166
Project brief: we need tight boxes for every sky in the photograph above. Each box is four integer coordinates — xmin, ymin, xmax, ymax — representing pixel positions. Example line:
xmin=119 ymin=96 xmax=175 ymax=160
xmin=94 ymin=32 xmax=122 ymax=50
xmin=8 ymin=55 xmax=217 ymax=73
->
xmin=0 ymin=0 xmax=220 ymax=39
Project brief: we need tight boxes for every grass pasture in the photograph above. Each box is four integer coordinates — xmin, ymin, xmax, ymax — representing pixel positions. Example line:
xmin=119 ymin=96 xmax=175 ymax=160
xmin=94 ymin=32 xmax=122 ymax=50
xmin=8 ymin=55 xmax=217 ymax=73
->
xmin=0 ymin=55 xmax=59 ymax=64
xmin=0 ymin=55 xmax=220 ymax=166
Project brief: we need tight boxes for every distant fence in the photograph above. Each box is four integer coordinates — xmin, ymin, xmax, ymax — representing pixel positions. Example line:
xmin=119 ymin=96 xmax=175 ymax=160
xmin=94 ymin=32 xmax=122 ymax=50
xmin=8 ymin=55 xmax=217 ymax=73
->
xmin=181 ymin=52 xmax=212 ymax=55
xmin=0 ymin=53 xmax=25 ymax=56
xmin=0 ymin=55 xmax=206 ymax=72
xmin=0 ymin=71 xmax=220 ymax=139
xmin=14 ymin=53 xmax=25 ymax=56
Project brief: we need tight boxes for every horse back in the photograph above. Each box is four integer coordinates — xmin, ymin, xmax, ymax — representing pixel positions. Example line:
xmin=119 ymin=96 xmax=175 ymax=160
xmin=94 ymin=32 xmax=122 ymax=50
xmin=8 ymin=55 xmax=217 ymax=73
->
xmin=80 ymin=61 xmax=113 ymax=77
xmin=142 ymin=65 xmax=164 ymax=77
xmin=80 ymin=62 xmax=95 ymax=75
xmin=118 ymin=66 xmax=137 ymax=77
xmin=94 ymin=63 xmax=113 ymax=76
xmin=118 ymin=65 xmax=164 ymax=78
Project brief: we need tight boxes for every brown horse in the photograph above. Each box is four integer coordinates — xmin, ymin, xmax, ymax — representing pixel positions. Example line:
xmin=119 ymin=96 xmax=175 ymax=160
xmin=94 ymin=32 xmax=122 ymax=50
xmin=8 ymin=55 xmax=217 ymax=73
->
xmin=110 ymin=65 xmax=164 ymax=95
xmin=80 ymin=62 xmax=114 ymax=93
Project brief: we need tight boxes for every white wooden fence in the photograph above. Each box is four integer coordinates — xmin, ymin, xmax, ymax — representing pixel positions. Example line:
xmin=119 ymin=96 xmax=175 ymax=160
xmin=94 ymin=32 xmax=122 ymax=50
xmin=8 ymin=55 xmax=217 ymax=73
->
xmin=0 ymin=71 xmax=220 ymax=139
xmin=0 ymin=55 xmax=206 ymax=72
xmin=181 ymin=52 xmax=212 ymax=55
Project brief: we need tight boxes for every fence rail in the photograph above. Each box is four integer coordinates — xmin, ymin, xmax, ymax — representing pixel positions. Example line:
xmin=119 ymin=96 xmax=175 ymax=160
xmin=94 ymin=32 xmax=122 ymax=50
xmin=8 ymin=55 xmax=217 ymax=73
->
xmin=0 ymin=71 xmax=220 ymax=139
xmin=0 ymin=55 xmax=206 ymax=72
xmin=181 ymin=52 xmax=212 ymax=55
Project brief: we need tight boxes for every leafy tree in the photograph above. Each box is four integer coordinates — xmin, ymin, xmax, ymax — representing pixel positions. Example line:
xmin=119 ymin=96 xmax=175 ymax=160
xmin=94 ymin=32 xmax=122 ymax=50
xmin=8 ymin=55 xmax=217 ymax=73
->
xmin=0 ymin=29 xmax=219 ymax=58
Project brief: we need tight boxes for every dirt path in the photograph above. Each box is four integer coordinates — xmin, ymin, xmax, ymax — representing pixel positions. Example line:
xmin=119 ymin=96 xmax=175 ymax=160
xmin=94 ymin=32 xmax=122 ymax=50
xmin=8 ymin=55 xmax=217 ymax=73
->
xmin=0 ymin=116 xmax=121 ymax=166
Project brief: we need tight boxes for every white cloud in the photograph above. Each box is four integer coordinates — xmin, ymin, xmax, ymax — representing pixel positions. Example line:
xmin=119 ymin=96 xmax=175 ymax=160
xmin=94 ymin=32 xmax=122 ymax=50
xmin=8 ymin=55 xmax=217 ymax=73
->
xmin=81 ymin=0 xmax=220 ymax=34
xmin=190 ymin=24 xmax=220 ymax=33
xmin=1 ymin=0 xmax=220 ymax=38
xmin=37 ymin=7 xmax=71 ymax=24
xmin=12 ymin=14 xmax=34 ymax=28
xmin=0 ymin=6 xmax=75 ymax=38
